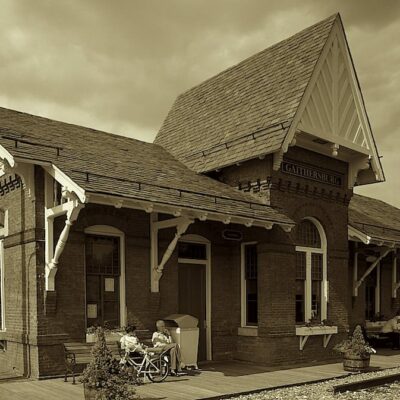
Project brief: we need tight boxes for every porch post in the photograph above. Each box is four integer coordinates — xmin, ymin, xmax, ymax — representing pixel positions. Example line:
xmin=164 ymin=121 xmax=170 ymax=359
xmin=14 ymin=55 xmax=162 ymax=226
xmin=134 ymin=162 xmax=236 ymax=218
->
xmin=352 ymin=242 xmax=358 ymax=297
xmin=392 ymin=250 xmax=399 ymax=298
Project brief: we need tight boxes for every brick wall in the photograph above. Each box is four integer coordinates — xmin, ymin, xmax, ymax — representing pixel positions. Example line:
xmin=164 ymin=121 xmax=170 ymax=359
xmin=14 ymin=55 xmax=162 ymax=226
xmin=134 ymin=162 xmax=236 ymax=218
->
xmin=0 ymin=147 xmax=371 ymax=376
xmin=217 ymin=146 xmax=352 ymax=365
xmin=0 ymin=166 xmax=40 ymax=377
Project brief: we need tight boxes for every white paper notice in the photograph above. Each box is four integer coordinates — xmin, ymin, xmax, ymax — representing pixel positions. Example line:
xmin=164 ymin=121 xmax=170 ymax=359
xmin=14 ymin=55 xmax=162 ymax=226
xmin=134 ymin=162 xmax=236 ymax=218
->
xmin=87 ymin=303 xmax=97 ymax=319
xmin=105 ymin=277 xmax=115 ymax=292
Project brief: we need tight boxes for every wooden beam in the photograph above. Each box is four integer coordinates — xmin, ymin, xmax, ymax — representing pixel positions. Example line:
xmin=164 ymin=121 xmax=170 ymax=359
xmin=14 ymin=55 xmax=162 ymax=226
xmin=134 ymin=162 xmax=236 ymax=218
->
xmin=150 ymin=214 xmax=194 ymax=293
xmin=354 ymin=248 xmax=392 ymax=293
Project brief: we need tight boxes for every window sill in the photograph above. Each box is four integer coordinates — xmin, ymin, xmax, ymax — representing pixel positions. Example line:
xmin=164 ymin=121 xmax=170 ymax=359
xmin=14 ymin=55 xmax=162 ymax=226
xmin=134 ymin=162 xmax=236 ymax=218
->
xmin=238 ymin=327 xmax=258 ymax=337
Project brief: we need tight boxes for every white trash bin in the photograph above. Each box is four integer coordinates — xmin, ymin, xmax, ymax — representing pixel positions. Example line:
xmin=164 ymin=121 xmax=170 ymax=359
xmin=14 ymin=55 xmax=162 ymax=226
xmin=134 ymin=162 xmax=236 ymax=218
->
xmin=164 ymin=314 xmax=199 ymax=369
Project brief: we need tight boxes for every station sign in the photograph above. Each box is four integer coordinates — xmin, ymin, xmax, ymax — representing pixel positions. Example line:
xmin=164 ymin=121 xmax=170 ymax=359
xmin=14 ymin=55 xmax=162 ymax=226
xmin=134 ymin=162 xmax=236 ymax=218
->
xmin=282 ymin=159 xmax=343 ymax=187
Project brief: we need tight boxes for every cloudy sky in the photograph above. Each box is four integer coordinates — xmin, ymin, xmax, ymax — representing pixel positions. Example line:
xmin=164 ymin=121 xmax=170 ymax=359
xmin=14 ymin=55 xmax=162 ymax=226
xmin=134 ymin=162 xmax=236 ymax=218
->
xmin=0 ymin=0 xmax=399 ymax=206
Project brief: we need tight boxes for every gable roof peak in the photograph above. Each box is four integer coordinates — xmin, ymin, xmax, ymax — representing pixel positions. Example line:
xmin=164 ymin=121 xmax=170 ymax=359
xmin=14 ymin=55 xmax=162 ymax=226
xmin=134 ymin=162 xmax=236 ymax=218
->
xmin=155 ymin=14 xmax=339 ymax=173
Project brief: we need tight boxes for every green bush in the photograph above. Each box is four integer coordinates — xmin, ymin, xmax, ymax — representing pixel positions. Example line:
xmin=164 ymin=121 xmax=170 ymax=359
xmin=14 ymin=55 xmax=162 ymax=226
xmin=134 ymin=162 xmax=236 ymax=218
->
xmin=80 ymin=327 xmax=137 ymax=400
xmin=334 ymin=325 xmax=376 ymax=358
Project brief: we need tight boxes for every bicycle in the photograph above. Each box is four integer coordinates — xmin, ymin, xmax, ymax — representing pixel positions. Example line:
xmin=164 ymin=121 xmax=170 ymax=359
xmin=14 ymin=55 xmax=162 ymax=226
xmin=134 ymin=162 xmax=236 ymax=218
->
xmin=120 ymin=347 xmax=170 ymax=383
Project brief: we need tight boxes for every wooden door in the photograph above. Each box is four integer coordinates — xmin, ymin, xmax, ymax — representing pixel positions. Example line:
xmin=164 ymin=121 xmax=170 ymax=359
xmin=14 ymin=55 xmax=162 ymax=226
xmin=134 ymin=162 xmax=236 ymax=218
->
xmin=178 ymin=263 xmax=207 ymax=361
xmin=85 ymin=235 xmax=120 ymax=328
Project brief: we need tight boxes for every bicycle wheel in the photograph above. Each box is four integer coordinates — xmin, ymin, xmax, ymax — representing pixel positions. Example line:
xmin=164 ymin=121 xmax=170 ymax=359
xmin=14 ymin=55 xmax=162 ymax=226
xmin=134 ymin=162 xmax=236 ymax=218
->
xmin=148 ymin=358 xmax=170 ymax=383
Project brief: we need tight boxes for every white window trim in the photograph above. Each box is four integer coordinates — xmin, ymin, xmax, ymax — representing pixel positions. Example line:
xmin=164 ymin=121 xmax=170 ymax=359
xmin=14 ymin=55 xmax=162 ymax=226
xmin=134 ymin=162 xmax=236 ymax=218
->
xmin=0 ymin=210 xmax=8 ymax=238
xmin=0 ymin=209 xmax=8 ymax=333
xmin=178 ymin=234 xmax=212 ymax=361
xmin=295 ymin=217 xmax=328 ymax=324
xmin=0 ymin=240 xmax=5 ymax=332
xmin=84 ymin=225 xmax=126 ymax=328
xmin=241 ymin=241 xmax=258 ymax=328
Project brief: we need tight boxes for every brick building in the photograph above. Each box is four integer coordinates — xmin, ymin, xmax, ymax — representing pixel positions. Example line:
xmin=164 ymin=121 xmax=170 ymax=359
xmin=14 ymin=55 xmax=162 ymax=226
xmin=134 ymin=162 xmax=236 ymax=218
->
xmin=0 ymin=13 xmax=399 ymax=378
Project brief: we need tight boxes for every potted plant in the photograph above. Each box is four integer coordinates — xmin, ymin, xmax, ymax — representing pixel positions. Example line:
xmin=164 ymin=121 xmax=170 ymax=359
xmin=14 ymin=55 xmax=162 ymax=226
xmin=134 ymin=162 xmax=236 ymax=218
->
xmin=334 ymin=325 xmax=376 ymax=372
xmin=80 ymin=327 xmax=136 ymax=400
xmin=86 ymin=325 xmax=98 ymax=343
xmin=86 ymin=325 xmax=124 ymax=343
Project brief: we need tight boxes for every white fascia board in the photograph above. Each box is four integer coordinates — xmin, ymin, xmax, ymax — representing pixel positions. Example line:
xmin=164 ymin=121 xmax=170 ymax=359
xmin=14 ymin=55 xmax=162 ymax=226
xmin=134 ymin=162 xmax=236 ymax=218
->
xmin=348 ymin=224 xmax=400 ymax=248
xmin=348 ymin=225 xmax=371 ymax=244
xmin=87 ymin=192 xmax=293 ymax=231
xmin=43 ymin=164 xmax=86 ymax=203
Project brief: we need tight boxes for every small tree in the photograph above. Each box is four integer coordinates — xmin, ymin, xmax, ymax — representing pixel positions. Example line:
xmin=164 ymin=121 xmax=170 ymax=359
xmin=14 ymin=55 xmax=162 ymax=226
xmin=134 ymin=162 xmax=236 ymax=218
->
xmin=334 ymin=325 xmax=376 ymax=358
xmin=80 ymin=327 xmax=136 ymax=400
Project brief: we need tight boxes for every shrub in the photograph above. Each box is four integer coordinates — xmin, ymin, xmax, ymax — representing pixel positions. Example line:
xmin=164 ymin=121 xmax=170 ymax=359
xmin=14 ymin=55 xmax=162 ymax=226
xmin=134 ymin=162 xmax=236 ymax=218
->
xmin=334 ymin=325 xmax=376 ymax=358
xmin=80 ymin=327 xmax=137 ymax=400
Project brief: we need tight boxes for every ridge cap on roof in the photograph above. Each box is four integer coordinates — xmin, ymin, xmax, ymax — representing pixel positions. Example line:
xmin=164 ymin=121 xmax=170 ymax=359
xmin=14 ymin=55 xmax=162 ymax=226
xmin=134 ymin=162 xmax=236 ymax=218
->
xmin=169 ymin=13 xmax=339 ymax=102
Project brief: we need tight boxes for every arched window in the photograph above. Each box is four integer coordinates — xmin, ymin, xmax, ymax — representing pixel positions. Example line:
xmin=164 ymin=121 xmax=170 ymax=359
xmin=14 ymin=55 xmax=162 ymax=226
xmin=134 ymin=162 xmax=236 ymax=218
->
xmin=295 ymin=218 xmax=327 ymax=324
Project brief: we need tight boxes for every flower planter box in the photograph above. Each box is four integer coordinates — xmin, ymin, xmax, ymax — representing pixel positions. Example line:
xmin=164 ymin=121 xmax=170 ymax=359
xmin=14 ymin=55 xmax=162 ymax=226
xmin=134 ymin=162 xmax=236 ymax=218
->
xmin=296 ymin=326 xmax=338 ymax=336
xmin=86 ymin=331 xmax=123 ymax=343
xmin=295 ymin=325 xmax=338 ymax=350
xmin=343 ymin=353 xmax=370 ymax=372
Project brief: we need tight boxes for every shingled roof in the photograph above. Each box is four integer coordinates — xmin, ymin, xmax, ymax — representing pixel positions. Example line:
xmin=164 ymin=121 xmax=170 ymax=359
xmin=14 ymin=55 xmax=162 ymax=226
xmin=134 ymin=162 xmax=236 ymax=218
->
xmin=0 ymin=107 xmax=294 ymax=228
xmin=155 ymin=14 xmax=338 ymax=173
xmin=349 ymin=194 xmax=400 ymax=245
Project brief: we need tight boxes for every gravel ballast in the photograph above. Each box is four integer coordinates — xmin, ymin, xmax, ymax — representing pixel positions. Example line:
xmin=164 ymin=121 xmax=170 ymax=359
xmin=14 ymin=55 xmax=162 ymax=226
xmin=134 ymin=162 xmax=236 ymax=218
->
xmin=227 ymin=367 xmax=400 ymax=400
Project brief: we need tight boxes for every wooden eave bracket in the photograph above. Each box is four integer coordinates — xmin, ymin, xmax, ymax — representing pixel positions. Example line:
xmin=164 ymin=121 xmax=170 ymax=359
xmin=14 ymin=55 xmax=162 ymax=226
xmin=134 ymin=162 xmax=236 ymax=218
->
xmin=45 ymin=197 xmax=85 ymax=291
xmin=353 ymin=247 xmax=393 ymax=297
xmin=43 ymin=164 xmax=86 ymax=203
xmin=151 ymin=215 xmax=194 ymax=292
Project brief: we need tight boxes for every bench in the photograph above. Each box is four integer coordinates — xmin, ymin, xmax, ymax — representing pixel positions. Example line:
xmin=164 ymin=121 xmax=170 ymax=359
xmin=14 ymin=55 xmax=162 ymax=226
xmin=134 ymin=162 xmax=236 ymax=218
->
xmin=365 ymin=323 xmax=392 ymax=348
xmin=63 ymin=341 xmax=121 ymax=384
xmin=136 ymin=329 xmax=153 ymax=347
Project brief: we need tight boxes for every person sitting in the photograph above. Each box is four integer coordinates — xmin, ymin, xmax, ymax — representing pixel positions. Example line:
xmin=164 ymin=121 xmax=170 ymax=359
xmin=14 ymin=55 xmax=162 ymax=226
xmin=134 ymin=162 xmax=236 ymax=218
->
xmin=152 ymin=320 xmax=184 ymax=375
xmin=120 ymin=325 xmax=146 ymax=355
xmin=381 ymin=312 xmax=400 ymax=349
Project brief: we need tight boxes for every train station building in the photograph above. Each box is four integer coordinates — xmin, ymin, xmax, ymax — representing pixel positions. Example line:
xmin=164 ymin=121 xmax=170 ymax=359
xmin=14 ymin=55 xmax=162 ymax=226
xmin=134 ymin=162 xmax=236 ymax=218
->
xmin=0 ymin=13 xmax=399 ymax=378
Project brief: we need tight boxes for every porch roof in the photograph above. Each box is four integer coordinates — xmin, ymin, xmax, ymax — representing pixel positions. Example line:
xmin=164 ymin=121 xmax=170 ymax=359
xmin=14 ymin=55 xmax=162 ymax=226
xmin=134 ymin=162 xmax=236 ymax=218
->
xmin=0 ymin=106 xmax=294 ymax=229
xmin=349 ymin=194 xmax=400 ymax=246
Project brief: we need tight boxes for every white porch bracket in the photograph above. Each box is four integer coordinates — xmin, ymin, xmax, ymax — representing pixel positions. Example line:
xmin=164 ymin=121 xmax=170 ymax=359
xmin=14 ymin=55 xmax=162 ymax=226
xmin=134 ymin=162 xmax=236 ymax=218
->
xmin=323 ymin=334 xmax=333 ymax=348
xmin=45 ymin=196 xmax=84 ymax=291
xmin=150 ymin=214 xmax=194 ymax=292
xmin=353 ymin=247 xmax=393 ymax=297
xmin=299 ymin=335 xmax=309 ymax=351
xmin=392 ymin=250 xmax=400 ymax=298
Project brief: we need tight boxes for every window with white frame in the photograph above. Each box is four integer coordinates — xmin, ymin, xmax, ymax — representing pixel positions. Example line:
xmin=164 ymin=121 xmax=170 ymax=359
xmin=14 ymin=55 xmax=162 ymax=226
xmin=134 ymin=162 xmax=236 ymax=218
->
xmin=241 ymin=243 xmax=258 ymax=326
xmin=295 ymin=218 xmax=328 ymax=324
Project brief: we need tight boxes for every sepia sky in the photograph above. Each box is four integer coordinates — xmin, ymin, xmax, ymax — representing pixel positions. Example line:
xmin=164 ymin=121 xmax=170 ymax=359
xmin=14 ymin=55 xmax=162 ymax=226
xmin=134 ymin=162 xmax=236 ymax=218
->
xmin=0 ymin=0 xmax=399 ymax=206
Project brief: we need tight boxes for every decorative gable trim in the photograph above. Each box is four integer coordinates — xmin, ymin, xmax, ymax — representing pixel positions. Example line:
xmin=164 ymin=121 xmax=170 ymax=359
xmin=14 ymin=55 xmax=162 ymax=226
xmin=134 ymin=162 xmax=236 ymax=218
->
xmin=279 ymin=16 xmax=384 ymax=187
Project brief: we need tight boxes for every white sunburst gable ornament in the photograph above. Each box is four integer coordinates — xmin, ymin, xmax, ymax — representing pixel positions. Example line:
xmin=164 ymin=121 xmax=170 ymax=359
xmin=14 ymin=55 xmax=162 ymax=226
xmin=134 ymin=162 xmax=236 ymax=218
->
xmin=280 ymin=16 xmax=384 ymax=188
